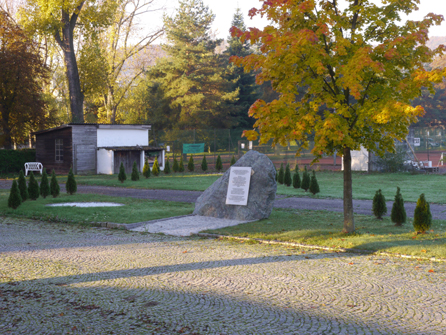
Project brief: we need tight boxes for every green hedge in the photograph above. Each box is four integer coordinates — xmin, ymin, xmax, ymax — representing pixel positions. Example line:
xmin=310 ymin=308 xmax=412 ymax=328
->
xmin=0 ymin=149 xmax=36 ymax=175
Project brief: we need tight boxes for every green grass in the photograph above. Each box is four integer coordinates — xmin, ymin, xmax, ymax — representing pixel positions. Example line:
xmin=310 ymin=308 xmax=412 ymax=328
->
xmin=0 ymin=190 xmax=193 ymax=224
xmin=203 ymin=208 xmax=446 ymax=258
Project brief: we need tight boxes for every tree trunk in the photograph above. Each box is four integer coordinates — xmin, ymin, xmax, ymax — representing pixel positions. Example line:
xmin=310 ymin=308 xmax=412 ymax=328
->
xmin=343 ymin=146 xmax=355 ymax=233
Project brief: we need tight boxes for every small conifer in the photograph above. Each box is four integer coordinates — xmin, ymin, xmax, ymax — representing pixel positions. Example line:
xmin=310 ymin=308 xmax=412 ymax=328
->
xmin=142 ymin=159 xmax=151 ymax=178
xmin=201 ymin=155 xmax=208 ymax=172
xmin=413 ymin=193 xmax=432 ymax=233
xmin=28 ymin=171 xmax=40 ymax=200
xmin=164 ymin=159 xmax=171 ymax=174
xmin=294 ymin=164 xmax=299 ymax=174
xmin=40 ymin=169 xmax=50 ymax=198
xmin=372 ymin=189 xmax=387 ymax=219
xmin=131 ymin=161 xmax=139 ymax=181
xmin=8 ymin=180 xmax=22 ymax=209
xmin=50 ymin=170 xmax=60 ymax=198
xmin=179 ymin=156 xmax=185 ymax=172
xmin=278 ymin=163 xmax=285 ymax=184
xmin=66 ymin=167 xmax=77 ymax=195
xmin=152 ymin=157 xmax=160 ymax=176
xmin=301 ymin=166 xmax=310 ymax=191
xmin=391 ymin=187 xmax=406 ymax=226
xmin=18 ymin=170 xmax=28 ymax=201
xmin=275 ymin=169 xmax=278 ymax=181
xmin=188 ymin=155 xmax=195 ymax=172
xmin=118 ymin=162 xmax=127 ymax=183
xmin=230 ymin=155 xmax=236 ymax=166
xmin=172 ymin=156 xmax=179 ymax=172
xmin=309 ymin=170 xmax=320 ymax=195
xmin=284 ymin=163 xmax=292 ymax=186
xmin=293 ymin=171 xmax=301 ymax=189
xmin=215 ymin=154 xmax=223 ymax=172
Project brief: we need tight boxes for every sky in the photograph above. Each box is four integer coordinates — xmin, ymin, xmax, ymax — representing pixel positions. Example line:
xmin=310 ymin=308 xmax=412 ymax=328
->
xmin=156 ymin=0 xmax=446 ymax=40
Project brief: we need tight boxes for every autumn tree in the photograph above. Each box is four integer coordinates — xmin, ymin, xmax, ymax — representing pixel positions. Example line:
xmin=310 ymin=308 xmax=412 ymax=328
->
xmin=232 ymin=0 xmax=446 ymax=233
xmin=19 ymin=0 xmax=116 ymax=123
xmin=0 ymin=11 xmax=48 ymax=149
xmin=146 ymin=0 xmax=238 ymax=129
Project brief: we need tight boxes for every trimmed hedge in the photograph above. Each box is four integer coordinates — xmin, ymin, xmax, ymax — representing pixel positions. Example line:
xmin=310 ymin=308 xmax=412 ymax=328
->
xmin=0 ymin=149 xmax=36 ymax=174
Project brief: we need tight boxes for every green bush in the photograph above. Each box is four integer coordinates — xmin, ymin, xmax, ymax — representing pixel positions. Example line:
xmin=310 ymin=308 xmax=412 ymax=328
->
xmin=172 ymin=156 xmax=179 ymax=172
xmin=142 ymin=159 xmax=150 ymax=178
xmin=40 ymin=169 xmax=50 ymax=198
xmin=294 ymin=164 xmax=299 ymax=173
xmin=372 ymin=189 xmax=387 ymax=219
xmin=292 ymin=171 xmax=301 ymax=189
xmin=215 ymin=155 xmax=222 ymax=172
xmin=413 ymin=193 xmax=432 ymax=233
xmin=391 ymin=187 xmax=406 ymax=226
xmin=284 ymin=163 xmax=292 ymax=187
xmin=301 ymin=166 xmax=310 ymax=191
xmin=131 ymin=161 xmax=139 ymax=181
xmin=152 ymin=157 xmax=160 ymax=176
xmin=8 ymin=179 xmax=22 ymax=209
xmin=187 ymin=155 xmax=194 ymax=172
xmin=201 ymin=155 xmax=208 ymax=172
xmin=309 ymin=170 xmax=320 ymax=195
xmin=50 ymin=170 xmax=60 ymax=198
xmin=18 ymin=170 xmax=28 ymax=201
xmin=66 ymin=167 xmax=77 ymax=195
xmin=118 ymin=162 xmax=126 ymax=183
xmin=0 ymin=149 xmax=35 ymax=174
xmin=278 ymin=163 xmax=284 ymax=184
xmin=28 ymin=172 xmax=40 ymax=200
xmin=179 ymin=156 xmax=185 ymax=172
xmin=230 ymin=155 xmax=236 ymax=166
xmin=164 ymin=159 xmax=171 ymax=174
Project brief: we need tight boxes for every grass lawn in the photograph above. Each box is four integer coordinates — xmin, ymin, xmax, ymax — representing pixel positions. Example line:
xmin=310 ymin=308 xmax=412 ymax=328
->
xmin=203 ymin=208 xmax=446 ymax=259
xmin=0 ymin=190 xmax=193 ymax=224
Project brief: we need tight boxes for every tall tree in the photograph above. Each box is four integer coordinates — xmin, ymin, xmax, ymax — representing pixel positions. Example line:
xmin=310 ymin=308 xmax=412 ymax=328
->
xmin=225 ymin=8 xmax=260 ymax=129
xmin=232 ymin=0 xmax=445 ymax=233
xmin=0 ymin=11 xmax=48 ymax=149
xmin=19 ymin=0 xmax=116 ymax=123
xmin=147 ymin=0 xmax=238 ymax=129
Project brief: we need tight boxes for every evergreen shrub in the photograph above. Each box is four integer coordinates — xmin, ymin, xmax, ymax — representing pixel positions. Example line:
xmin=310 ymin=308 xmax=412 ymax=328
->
xmin=40 ymin=169 xmax=50 ymax=198
xmin=172 ymin=156 xmax=179 ymax=172
xmin=66 ymin=167 xmax=77 ymax=195
xmin=284 ymin=163 xmax=292 ymax=186
xmin=28 ymin=172 xmax=40 ymax=200
xmin=164 ymin=159 xmax=171 ymax=174
xmin=391 ymin=187 xmax=406 ymax=226
xmin=293 ymin=171 xmax=301 ymax=189
xmin=278 ymin=163 xmax=284 ymax=184
xmin=152 ymin=157 xmax=160 ymax=176
xmin=301 ymin=166 xmax=310 ymax=191
xmin=50 ymin=170 xmax=60 ymax=198
xmin=230 ymin=155 xmax=236 ymax=166
xmin=188 ymin=155 xmax=195 ymax=172
xmin=18 ymin=170 xmax=28 ymax=201
xmin=8 ymin=180 xmax=22 ymax=209
xmin=201 ymin=155 xmax=208 ymax=172
xmin=372 ymin=189 xmax=387 ymax=219
xmin=0 ymin=149 xmax=35 ymax=174
xmin=179 ymin=156 xmax=185 ymax=172
xmin=143 ymin=159 xmax=150 ymax=178
xmin=131 ymin=161 xmax=139 ymax=181
xmin=215 ymin=155 xmax=222 ymax=172
xmin=118 ymin=162 xmax=126 ymax=183
xmin=413 ymin=193 xmax=432 ymax=233
xmin=309 ymin=170 xmax=320 ymax=195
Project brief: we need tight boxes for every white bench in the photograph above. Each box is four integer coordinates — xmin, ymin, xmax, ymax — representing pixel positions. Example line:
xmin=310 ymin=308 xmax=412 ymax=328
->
xmin=25 ymin=162 xmax=43 ymax=176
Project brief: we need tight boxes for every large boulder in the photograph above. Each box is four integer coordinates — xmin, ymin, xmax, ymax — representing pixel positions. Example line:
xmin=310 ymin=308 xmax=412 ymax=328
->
xmin=193 ymin=150 xmax=276 ymax=220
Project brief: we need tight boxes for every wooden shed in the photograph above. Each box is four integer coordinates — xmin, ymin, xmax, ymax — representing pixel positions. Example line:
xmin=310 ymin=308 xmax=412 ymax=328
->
xmin=34 ymin=124 xmax=164 ymax=175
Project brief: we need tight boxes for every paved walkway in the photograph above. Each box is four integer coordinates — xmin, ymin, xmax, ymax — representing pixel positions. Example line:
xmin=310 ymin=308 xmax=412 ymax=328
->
xmin=1 ymin=217 xmax=445 ymax=334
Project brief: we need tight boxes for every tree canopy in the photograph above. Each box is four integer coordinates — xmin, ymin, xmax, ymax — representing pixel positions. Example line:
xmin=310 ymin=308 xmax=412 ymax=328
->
xmin=231 ymin=0 xmax=445 ymax=232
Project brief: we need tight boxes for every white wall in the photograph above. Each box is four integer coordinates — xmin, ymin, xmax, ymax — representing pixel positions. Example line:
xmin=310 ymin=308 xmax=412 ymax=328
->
xmin=97 ymin=129 xmax=148 ymax=147
xmin=342 ymin=146 xmax=369 ymax=171
xmin=97 ymin=149 xmax=114 ymax=174
xmin=140 ymin=151 xmax=145 ymax=172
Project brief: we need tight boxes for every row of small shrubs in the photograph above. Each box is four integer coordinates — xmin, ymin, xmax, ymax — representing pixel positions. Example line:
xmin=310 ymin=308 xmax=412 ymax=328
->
xmin=118 ymin=154 xmax=238 ymax=182
xmin=276 ymin=163 xmax=320 ymax=195
xmin=373 ymin=188 xmax=432 ymax=232
xmin=8 ymin=168 xmax=77 ymax=209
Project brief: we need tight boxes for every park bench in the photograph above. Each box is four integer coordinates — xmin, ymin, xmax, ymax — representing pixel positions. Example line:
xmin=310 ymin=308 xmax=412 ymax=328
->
xmin=24 ymin=162 xmax=43 ymax=176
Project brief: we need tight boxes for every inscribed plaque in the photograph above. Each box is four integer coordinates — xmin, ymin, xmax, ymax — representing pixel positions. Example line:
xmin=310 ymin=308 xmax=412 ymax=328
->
xmin=225 ymin=167 xmax=252 ymax=206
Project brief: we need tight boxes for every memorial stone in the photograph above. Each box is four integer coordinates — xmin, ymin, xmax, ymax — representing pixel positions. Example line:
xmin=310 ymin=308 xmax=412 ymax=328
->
xmin=193 ymin=150 xmax=277 ymax=220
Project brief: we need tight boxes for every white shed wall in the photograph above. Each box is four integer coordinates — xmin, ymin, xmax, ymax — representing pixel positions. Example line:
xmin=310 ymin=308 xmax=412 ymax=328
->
xmin=97 ymin=149 xmax=114 ymax=174
xmin=342 ymin=146 xmax=369 ymax=171
xmin=97 ymin=129 xmax=148 ymax=147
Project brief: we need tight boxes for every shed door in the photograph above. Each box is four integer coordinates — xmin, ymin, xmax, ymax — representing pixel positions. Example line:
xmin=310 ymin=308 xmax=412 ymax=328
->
xmin=74 ymin=144 xmax=96 ymax=174
xmin=114 ymin=151 xmax=140 ymax=174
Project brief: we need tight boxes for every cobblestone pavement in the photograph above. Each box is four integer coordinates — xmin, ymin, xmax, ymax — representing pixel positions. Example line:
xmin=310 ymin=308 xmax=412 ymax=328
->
xmin=1 ymin=218 xmax=446 ymax=335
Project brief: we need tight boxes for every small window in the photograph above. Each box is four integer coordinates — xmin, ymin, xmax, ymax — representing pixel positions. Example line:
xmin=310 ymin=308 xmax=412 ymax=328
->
xmin=55 ymin=139 xmax=63 ymax=162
